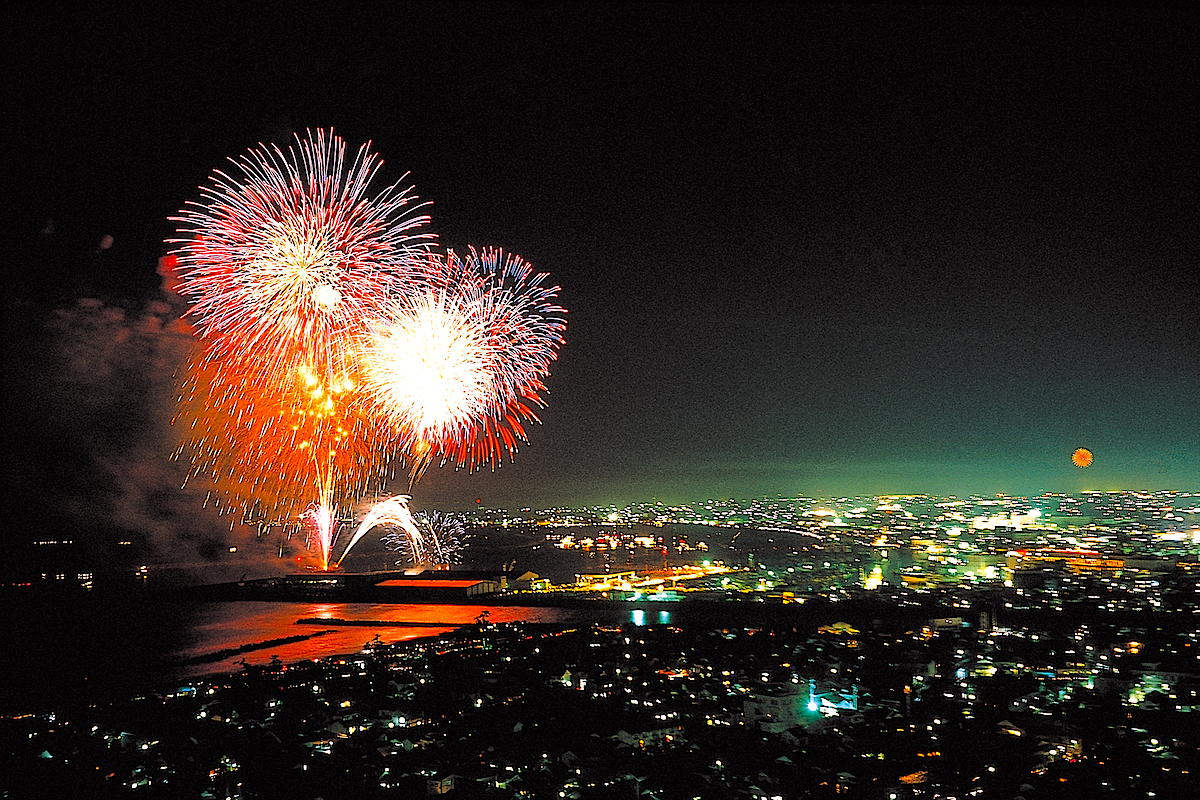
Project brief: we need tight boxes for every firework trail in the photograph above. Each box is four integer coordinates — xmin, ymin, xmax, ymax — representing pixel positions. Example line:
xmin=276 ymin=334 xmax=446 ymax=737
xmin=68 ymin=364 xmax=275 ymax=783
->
xmin=342 ymin=497 xmax=468 ymax=567
xmin=361 ymin=246 xmax=566 ymax=479
xmin=301 ymin=502 xmax=339 ymax=570
xmin=338 ymin=495 xmax=423 ymax=567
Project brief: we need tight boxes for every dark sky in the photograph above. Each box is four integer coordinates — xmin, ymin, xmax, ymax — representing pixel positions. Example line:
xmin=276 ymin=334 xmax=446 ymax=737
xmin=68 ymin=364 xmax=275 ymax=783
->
xmin=8 ymin=5 xmax=1199 ymax=521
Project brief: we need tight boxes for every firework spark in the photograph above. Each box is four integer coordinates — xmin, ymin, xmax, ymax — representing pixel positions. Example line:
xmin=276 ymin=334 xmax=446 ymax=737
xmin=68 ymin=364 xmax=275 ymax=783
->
xmin=173 ymin=344 xmax=398 ymax=542
xmin=360 ymin=498 xmax=467 ymax=567
xmin=337 ymin=495 xmax=422 ymax=567
xmin=302 ymin=502 xmax=339 ymax=570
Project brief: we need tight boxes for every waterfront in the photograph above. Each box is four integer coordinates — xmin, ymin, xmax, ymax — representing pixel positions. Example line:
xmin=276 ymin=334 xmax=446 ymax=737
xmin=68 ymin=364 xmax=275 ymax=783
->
xmin=1 ymin=593 xmax=828 ymax=715
xmin=9 ymin=593 xmax=1198 ymax=799
xmin=6 ymin=516 xmax=1197 ymax=799
xmin=169 ymin=601 xmax=610 ymax=678
xmin=0 ymin=597 xmax=615 ymax=714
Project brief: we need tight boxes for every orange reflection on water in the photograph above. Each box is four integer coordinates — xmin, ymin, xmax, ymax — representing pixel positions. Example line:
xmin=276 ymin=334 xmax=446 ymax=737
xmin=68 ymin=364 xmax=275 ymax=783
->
xmin=174 ymin=602 xmax=579 ymax=678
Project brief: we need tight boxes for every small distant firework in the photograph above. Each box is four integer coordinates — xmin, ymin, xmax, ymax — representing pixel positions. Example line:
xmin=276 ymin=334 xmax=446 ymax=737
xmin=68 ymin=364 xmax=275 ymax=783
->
xmin=382 ymin=505 xmax=468 ymax=566
xmin=1072 ymin=448 xmax=1093 ymax=468
xmin=413 ymin=509 xmax=469 ymax=565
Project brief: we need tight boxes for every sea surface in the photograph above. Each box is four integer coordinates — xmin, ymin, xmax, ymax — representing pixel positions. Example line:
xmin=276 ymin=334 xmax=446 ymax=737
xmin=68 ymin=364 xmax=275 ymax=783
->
xmin=169 ymin=601 xmax=622 ymax=678
xmin=1 ymin=524 xmax=812 ymax=713
xmin=1 ymin=598 xmax=630 ymax=714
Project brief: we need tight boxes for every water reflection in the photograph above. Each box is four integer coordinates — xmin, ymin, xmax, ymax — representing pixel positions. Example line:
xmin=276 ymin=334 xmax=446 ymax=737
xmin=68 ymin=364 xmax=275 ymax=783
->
xmin=173 ymin=602 xmax=591 ymax=678
xmin=629 ymin=609 xmax=672 ymax=627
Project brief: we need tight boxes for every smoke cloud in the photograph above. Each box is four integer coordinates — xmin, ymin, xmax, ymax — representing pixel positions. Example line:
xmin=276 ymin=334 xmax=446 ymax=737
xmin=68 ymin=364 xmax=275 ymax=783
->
xmin=4 ymin=296 xmax=300 ymax=587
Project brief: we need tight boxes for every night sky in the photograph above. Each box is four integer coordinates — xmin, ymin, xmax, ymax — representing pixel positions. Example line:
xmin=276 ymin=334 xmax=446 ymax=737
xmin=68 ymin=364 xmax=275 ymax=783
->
xmin=7 ymin=5 xmax=1198 ymax=532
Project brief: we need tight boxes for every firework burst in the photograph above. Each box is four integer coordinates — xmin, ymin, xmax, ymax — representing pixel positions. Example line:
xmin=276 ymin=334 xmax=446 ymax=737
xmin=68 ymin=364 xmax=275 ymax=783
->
xmin=360 ymin=291 xmax=494 ymax=446
xmin=168 ymin=129 xmax=434 ymax=384
xmin=361 ymin=246 xmax=567 ymax=477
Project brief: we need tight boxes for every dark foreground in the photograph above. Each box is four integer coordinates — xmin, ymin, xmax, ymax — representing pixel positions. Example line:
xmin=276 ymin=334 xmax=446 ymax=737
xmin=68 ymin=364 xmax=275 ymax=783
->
xmin=3 ymin=593 xmax=1197 ymax=799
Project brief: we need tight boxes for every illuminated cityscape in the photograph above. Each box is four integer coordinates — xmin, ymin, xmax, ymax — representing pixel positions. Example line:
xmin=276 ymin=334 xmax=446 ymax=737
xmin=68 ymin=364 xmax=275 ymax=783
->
xmin=5 ymin=490 xmax=1198 ymax=797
